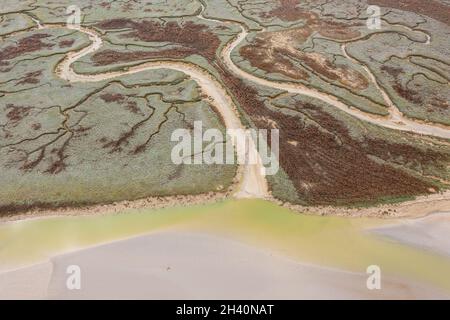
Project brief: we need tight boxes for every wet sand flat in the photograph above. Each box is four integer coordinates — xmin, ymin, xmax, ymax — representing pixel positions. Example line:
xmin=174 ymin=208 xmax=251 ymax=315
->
xmin=371 ymin=212 xmax=450 ymax=257
xmin=2 ymin=231 xmax=446 ymax=299
xmin=0 ymin=262 xmax=52 ymax=300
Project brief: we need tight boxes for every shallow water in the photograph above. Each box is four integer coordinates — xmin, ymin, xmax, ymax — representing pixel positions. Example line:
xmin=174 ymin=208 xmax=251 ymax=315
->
xmin=1 ymin=200 xmax=450 ymax=293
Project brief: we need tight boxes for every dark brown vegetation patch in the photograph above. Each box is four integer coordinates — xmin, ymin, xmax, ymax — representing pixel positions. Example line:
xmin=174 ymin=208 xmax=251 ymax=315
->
xmin=260 ymin=0 xmax=363 ymax=39
xmin=0 ymin=34 xmax=53 ymax=65
xmin=215 ymin=61 xmax=443 ymax=205
xmin=240 ymin=39 xmax=309 ymax=80
xmin=125 ymin=101 xmax=143 ymax=115
xmin=260 ymin=0 xmax=315 ymax=22
xmin=392 ymin=84 xmax=423 ymax=104
xmin=365 ymin=138 xmax=447 ymax=170
xmin=381 ymin=65 xmax=423 ymax=104
xmin=4 ymin=108 xmax=92 ymax=174
xmin=16 ymin=70 xmax=43 ymax=86
xmin=430 ymin=97 xmax=450 ymax=111
xmin=380 ymin=65 xmax=403 ymax=78
xmin=31 ymin=123 xmax=42 ymax=130
xmin=92 ymin=48 xmax=194 ymax=66
xmin=369 ymin=0 xmax=450 ymax=25
xmin=93 ymin=20 xmax=221 ymax=64
xmin=17 ymin=123 xmax=92 ymax=175
xmin=100 ymin=92 xmax=125 ymax=103
xmin=100 ymin=93 xmax=143 ymax=114
xmin=59 ymin=39 xmax=75 ymax=48
xmin=241 ymin=4 xmax=366 ymax=87
xmin=5 ymin=104 xmax=31 ymax=125
xmin=240 ymin=30 xmax=367 ymax=89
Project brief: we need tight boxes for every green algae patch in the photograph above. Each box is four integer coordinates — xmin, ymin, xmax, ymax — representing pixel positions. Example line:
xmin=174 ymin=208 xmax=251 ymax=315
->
xmin=0 ymin=203 xmax=207 ymax=270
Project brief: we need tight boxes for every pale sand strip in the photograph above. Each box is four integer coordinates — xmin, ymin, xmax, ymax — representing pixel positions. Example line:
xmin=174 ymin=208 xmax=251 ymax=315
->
xmin=371 ymin=212 xmax=450 ymax=257
xmin=1 ymin=231 xmax=447 ymax=299
xmin=2 ymin=189 xmax=450 ymax=224
xmin=281 ymin=190 xmax=450 ymax=219
xmin=0 ymin=262 xmax=52 ymax=300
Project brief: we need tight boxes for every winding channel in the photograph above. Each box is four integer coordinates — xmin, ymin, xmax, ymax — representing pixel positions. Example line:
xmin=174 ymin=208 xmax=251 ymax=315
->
xmin=23 ymin=5 xmax=450 ymax=200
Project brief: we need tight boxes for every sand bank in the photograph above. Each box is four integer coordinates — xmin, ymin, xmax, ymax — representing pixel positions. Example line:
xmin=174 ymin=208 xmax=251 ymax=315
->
xmin=1 ymin=231 xmax=447 ymax=299
xmin=371 ymin=212 xmax=450 ymax=257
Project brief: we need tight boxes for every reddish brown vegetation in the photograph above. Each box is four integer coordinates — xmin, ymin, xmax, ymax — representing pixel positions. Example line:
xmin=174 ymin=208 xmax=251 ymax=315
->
xmin=430 ymin=97 xmax=450 ymax=110
xmin=215 ymin=62 xmax=442 ymax=205
xmin=125 ymin=101 xmax=143 ymax=115
xmin=392 ymin=84 xmax=423 ymax=104
xmin=59 ymin=39 xmax=75 ymax=48
xmin=93 ymin=20 xmax=221 ymax=65
xmin=17 ymin=123 xmax=91 ymax=175
xmin=381 ymin=65 xmax=423 ymax=104
xmin=241 ymin=3 xmax=366 ymax=88
xmin=92 ymin=48 xmax=194 ymax=66
xmin=100 ymin=93 xmax=125 ymax=103
xmin=260 ymin=0 xmax=362 ymax=38
xmin=240 ymin=31 xmax=367 ymax=89
xmin=369 ymin=0 xmax=450 ymax=25
xmin=0 ymin=202 xmax=80 ymax=217
xmin=302 ymin=53 xmax=369 ymax=90
xmin=45 ymin=136 xmax=71 ymax=174
xmin=102 ymin=131 xmax=133 ymax=153
xmin=240 ymin=39 xmax=309 ymax=80
xmin=100 ymin=93 xmax=144 ymax=114
xmin=31 ymin=123 xmax=42 ymax=130
xmin=16 ymin=70 xmax=43 ymax=86
xmin=99 ymin=2 xmax=111 ymax=9
xmin=365 ymin=138 xmax=447 ymax=170
xmin=99 ymin=94 xmax=146 ymax=150
xmin=380 ymin=65 xmax=403 ymax=78
xmin=260 ymin=0 xmax=315 ymax=21
xmin=5 ymin=103 xmax=91 ymax=174
xmin=0 ymin=34 xmax=53 ymax=66
xmin=5 ymin=104 xmax=31 ymax=125
xmin=266 ymin=0 xmax=450 ymax=26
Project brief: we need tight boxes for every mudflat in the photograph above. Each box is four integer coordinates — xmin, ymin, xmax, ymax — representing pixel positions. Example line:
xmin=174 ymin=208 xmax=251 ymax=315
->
xmin=371 ymin=212 xmax=450 ymax=257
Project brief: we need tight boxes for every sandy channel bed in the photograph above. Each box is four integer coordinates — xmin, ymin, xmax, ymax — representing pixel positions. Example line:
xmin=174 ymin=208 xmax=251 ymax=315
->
xmin=1 ymin=231 xmax=447 ymax=300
